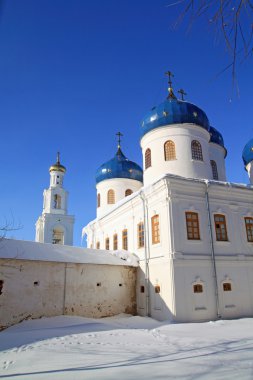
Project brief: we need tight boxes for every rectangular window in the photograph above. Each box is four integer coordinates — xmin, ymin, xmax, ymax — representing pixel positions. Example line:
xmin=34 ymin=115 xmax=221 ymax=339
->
xmin=193 ymin=284 xmax=203 ymax=293
xmin=151 ymin=215 xmax=160 ymax=244
xmin=122 ymin=229 xmax=128 ymax=250
xmin=113 ymin=233 xmax=118 ymax=250
xmin=140 ymin=285 xmax=145 ymax=293
xmin=137 ymin=222 xmax=144 ymax=248
xmin=185 ymin=212 xmax=200 ymax=240
xmin=155 ymin=285 xmax=160 ymax=294
xmin=245 ymin=217 xmax=253 ymax=242
xmin=105 ymin=237 xmax=110 ymax=250
xmin=223 ymin=282 xmax=232 ymax=291
xmin=214 ymin=214 xmax=228 ymax=241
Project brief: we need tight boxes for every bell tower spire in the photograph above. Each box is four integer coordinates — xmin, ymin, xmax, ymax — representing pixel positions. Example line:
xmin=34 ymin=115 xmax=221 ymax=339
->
xmin=35 ymin=153 xmax=75 ymax=246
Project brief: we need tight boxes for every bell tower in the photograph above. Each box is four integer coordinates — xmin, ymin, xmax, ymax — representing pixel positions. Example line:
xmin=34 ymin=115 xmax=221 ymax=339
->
xmin=35 ymin=153 xmax=75 ymax=245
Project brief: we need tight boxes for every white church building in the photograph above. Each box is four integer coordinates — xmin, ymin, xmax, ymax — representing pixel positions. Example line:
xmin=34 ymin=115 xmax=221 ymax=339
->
xmin=83 ymin=74 xmax=253 ymax=322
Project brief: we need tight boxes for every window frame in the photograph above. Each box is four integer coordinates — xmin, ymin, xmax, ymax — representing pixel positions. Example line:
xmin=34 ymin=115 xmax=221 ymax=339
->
xmin=185 ymin=211 xmax=200 ymax=240
xmin=151 ymin=214 xmax=160 ymax=244
xmin=122 ymin=229 xmax=128 ymax=250
xmin=145 ymin=148 xmax=152 ymax=169
xmin=193 ymin=284 xmax=203 ymax=293
xmin=191 ymin=140 xmax=203 ymax=161
xmin=107 ymin=189 xmax=115 ymax=204
xmin=214 ymin=214 xmax=228 ymax=241
xmin=105 ymin=237 xmax=110 ymax=250
xmin=97 ymin=193 xmax=101 ymax=208
xmin=223 ymin=282 xmax=232 ymax=291
xmin=164 ymin=140 xmax=176 ymax=161
xmin=210 ymin=160 xmax=219 ymax=180
xmin=245 ymin=217 xmax=253 ymax=242
xmin=113 ymin=233 xmax=118 ymax=250
xmin=125 ymin=189 xmax=133 ymax=197
xmin=137 ymin=222 xmax=144 ymax=248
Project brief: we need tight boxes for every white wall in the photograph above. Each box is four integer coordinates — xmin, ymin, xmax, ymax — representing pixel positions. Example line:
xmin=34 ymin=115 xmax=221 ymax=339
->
xmin=0 ymin=259 xmax=136 ymax=329
xmin=140 ymin=124 xmax=212 ymax=185
xmin=96 ymin=178 xmax=142 ymax=218
xmin=85 ymin=175 xmax=253 ymax=322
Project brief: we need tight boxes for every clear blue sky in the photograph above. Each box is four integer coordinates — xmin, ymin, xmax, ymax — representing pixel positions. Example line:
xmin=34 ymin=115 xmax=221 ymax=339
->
xmin=0 ymin=0 xmax=252 ymax=246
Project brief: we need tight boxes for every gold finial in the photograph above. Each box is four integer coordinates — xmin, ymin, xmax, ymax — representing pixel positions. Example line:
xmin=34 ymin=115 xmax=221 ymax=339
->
xmin=178 ymin=88 xmax=187 ymax=101
xmin=49 ymin=152 xmax=66 ymax=173
xmin=116 ymin=131 xmax=123 ymax=149
xmin=165 ymin=70 xmax=176 ymax=99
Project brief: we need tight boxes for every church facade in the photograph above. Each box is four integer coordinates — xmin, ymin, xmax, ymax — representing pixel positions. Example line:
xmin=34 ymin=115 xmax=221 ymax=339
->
xmin=84 ymin=75 xmax=253 ymax=322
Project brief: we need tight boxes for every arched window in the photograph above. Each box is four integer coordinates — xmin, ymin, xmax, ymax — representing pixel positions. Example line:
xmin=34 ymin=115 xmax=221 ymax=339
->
xmin=191 ymin=140 xmax=203 ymax=161
xmin=97 ymin=193 xmax=101 ymax=208
xmin=125 ymin=189 xmax=133 ymax=197
xmin=145 ymin=148 xmax=151 ymax=169
xmin=164 ymin=140 xmax=176 ymax=161
xmin=107 ymin=189 xmax=115 ymax=204
xmin=210 ymin=160 xmax=219 ymax=180
xmin=53 ymin=194 xmax=61 ymax=209
xmin=52 ymin=228 xmax=64 ymax=245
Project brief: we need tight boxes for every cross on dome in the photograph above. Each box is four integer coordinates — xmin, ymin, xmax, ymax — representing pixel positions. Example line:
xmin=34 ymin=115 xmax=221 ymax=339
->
xmin=165 ymin=70 xmax=176 ymax=99
xmin=178 ymin=88 xmax=187 ymax=101
xmin=116 ymin=131 xmax=123 ymax=149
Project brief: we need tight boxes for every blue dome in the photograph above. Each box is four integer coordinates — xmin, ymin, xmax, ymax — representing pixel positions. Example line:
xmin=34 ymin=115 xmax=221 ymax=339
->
xmin=141 ymin=97 xmax=210 ymax=138
xmin=209 ymin=126 xmax=225 ymax=147
xmin=242 ymin=139 xmax=253 ymax=167
xmin=96 ymin=148 xmax=143 ymax=184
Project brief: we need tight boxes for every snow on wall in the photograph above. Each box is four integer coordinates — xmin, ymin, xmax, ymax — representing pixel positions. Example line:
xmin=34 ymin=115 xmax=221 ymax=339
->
xmin=0 ymin=258 xmax=137 ymax=330
xmin=0 ymin=238 xmax=139 ymax=267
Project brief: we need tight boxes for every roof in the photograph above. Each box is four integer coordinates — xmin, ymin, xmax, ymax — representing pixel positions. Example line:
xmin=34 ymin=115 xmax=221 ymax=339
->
xmin=95 ymin=147 xmax=143 ymax=184
xmin=242 ymin=138 xmax=253 ymax=167
xmin=140 ymin=97 xmax=210 ymax=138
xmin=209 ymin=126 xmax=225 ymax=148
xmin=0 ymin=239 xmax=139 ymax=267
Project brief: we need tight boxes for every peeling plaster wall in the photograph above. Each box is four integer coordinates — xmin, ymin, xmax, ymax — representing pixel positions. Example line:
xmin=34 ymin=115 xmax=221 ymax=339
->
xmin=0 ymin=259 xmax=137 ymax=329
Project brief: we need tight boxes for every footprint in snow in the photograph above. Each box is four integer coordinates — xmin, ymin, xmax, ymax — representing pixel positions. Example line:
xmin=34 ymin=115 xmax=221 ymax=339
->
xmin=3 ymin=361 xmax=14 ymax=370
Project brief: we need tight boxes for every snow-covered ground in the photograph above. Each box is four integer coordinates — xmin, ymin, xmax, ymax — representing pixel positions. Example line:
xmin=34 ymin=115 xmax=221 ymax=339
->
xmin=1 ymin=315 xmax=253 ymax=379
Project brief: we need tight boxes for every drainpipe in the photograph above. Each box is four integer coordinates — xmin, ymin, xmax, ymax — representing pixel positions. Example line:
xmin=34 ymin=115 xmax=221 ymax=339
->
xmin=205 ymin=181 xmax=221 ymax=319
xmin=140 ymin=191 xmax=150 ymax=317
xmin=163 ymin=178 xmax=176 ymax=318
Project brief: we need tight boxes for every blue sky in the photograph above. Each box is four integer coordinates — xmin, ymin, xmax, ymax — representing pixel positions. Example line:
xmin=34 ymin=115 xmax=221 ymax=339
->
xmin=0 ymin=0 xmax=252 ymax=246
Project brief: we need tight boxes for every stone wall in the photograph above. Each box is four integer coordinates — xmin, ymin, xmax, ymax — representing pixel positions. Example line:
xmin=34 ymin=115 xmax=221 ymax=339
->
xmin=0 ymin=258 xmax=137 ymax=329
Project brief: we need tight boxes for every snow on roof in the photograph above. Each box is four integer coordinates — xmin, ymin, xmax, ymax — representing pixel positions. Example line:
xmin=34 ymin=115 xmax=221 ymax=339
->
xmin=0 ymin=239 xmax=139 ymax=267
xmin=83 ymin=173 xmax=253 ymax=231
